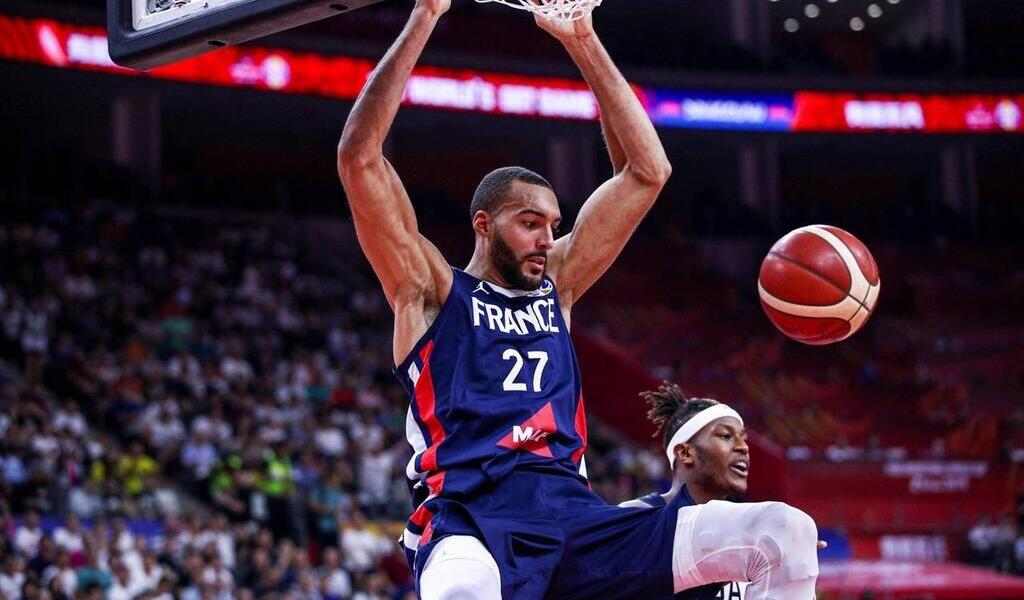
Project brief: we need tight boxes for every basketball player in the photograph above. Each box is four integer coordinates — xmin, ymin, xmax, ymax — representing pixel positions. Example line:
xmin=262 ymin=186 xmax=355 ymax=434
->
xmin=621 ymin=382 xmax=829 ymax=600
xmin=619 ymin=382 xmax=750 ymax=600
xmin=337 ymin=0 xmax=819 ymax=597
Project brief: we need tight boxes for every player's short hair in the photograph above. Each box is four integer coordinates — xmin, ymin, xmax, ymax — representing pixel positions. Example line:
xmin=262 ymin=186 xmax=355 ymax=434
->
xmin=470 ymin=166 xmax=553 ymax=220
xmin=641 ymin=381 xmax=720 ymax=450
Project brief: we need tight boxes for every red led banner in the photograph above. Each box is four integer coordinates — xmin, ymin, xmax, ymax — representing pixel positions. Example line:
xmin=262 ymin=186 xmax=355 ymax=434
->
xmin=0 ymin=14 xmax=599 ymax=121
xmin=793 ymin=91 xmax=1024 ymax=133
xmin=2 ymin=13 xmax=1023 ymax=134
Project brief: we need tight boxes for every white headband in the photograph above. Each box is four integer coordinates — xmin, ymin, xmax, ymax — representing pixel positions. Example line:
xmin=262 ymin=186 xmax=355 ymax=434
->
xmin=665 ymin=404 xmax=744 ymax=466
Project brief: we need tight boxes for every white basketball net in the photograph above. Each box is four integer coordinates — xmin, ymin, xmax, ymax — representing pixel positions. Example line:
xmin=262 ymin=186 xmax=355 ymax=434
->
xmin=475 ymin=0 xmax=602 ymax=22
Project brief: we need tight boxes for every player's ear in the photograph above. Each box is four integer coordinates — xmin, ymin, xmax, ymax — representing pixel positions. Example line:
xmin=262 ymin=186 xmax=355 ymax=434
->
xmin=676 ymin=443 xmax=695 ymax=467
xmin=472 ymin=210 xmax=492 ymax=237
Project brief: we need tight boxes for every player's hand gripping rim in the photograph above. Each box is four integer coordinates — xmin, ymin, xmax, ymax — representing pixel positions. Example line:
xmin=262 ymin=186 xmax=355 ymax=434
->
xmin=532 ymin=3 xmax=595 ymax=42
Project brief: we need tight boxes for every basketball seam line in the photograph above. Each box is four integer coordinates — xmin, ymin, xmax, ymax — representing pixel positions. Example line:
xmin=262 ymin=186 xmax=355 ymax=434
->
xmin=766 ymin=251 xmax=872 ymax=314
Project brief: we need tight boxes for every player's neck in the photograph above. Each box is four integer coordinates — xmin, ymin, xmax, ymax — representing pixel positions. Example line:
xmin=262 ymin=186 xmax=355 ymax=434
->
xmin=465 ymin=253 xmax=515 ymax=290
xmin=678 ymin=478 xmax=729 ymax=505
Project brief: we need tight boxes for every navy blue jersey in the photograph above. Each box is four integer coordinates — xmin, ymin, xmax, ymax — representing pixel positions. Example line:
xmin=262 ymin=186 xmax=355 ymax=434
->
xmin=395 ymin=268 xmax=588 ymax=540
xmin=633 ymin=487 xmax=745 ymax=600
xmin=636 ymin=492 xmax=668 ymax=508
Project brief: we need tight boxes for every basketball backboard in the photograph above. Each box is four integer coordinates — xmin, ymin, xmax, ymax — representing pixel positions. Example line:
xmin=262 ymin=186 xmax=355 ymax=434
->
xmin=107 ymin=0 xmax=387 ymax=70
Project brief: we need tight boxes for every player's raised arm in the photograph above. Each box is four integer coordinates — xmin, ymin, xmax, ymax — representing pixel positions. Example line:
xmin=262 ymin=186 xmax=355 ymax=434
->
xmin=540 ymin=16 xmax=672 ymax=310
xmin=337 ymin=0 xmax=452 ymax=358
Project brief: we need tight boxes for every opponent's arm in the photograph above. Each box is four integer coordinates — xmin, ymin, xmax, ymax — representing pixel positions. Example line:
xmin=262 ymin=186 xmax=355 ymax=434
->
xmin=337 ymin=0 xmax=452 ymax=318
xmin=542 ymin=16 xmax=671 ymax=309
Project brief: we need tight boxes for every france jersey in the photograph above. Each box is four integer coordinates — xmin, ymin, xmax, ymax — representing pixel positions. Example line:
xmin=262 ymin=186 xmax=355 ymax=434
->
xmin=395 ymin=268 xmax=588 ymax=551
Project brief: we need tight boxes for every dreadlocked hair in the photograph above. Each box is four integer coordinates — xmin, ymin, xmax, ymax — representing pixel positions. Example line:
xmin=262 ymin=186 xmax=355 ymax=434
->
xmin=641 ymin=381 xmax=720 ymax=450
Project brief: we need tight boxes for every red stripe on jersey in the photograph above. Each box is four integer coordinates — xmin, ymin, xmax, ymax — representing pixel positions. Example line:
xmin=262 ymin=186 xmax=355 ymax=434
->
xmin=410 ymin=504 xmax=434 ymax=529
xmin=571 ymin=393 xmax=588 ymax=464
xmin=426 ymin=471 xmax=445 ymax=496
xmin=414 ymin=341 xmax=446 ymax=472
xmin=421 ymin=519 xmax=435 ymax=546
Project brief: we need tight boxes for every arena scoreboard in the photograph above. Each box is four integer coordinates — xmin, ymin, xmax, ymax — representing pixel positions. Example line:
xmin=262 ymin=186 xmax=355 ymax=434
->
xmin=107 ymin=0 xmax=386 ymax=70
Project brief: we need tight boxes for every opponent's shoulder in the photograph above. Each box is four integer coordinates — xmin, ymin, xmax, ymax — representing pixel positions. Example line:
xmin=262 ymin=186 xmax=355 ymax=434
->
xmin=618 ymin=492 xmax=666 ymax=509
xmin=617 ymin=498 xmax=651 ymax=509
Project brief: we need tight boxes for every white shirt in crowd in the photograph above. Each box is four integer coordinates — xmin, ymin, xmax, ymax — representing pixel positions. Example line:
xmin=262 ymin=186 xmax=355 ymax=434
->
xmin=181 ymin=439 xmax=219 ymax=479
xmin=321 ymin=567 xmax=353 ymax=599
xmin=53 ymin=408 xmax=88 ymax=436
xmin=30 ymin=432 xmax=60 ymax=460
xmin=141 ymin=562 xmax=165 ymax=591
xmin=53 ymin=526 xmax=85 ymax=553
xmin=42 ymin=565 xmax=78 ymax=596
xmin=314 ymin=426 xmax=348 ymax=457
xmin=108 ymin=577 xmax=143 ymax=600
xmin=114 ymin=529 xmax=136 ymax=553
xmin=340 ymin=527 xmax=391 ymax=573
xmin=0 ymin=570 xmax=26 ymax=600
xmin=149 ymin=417 xmax=186 ymax=449
xmin=193 ymin=529 xmax=236 ymax=568
xmin=120 ymin=550 xmax=145 ymax=585
xmin=192 ymin=415 xmax=232 ymax=444
xmin=14 ymin=524 xmax=43 ymax=557
xmin=201 ymin=564 xmax=234 ymax=593
xmin=358 ymin=452 xmax=393 ymax=505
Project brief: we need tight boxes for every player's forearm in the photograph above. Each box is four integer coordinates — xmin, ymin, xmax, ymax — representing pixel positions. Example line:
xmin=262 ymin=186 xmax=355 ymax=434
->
xmin=338 ymin=7 xmax=442 ymax=163
xmin=600 ymin=117 xmax=626 ymax=175
xmin=563 ymin=35 xmax=670 ymax=185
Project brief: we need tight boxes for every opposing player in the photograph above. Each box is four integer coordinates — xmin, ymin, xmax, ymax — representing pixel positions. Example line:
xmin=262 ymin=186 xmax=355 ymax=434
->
xmin=337 ymin=0 xmax=819 ymax=597
xmin=622 ymin=382 xmax=830 ymax=600
xmin=620 ymin=383 xmax=751 ymax=600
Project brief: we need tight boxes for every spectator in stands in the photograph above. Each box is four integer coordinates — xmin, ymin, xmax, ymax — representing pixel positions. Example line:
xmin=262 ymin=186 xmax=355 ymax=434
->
xmin=107 ymin=560 xmax=140 ymax=600
xmin=310 ymin=468 xmax=351 ymax=551
xmin=316 ymin=546 xmax=352 ymax=600
xmin=356 ymin=439 xmax=394 ymax=519
xmin=261 ymin=443 xmax=296 ymax=541
xmin=180 ymin=431 xmax=219 ymax=489
xmin=209 ymin=455 xmax=249 ymax=521
xmin=145 ymin=405 xmax=186 ymax=464
xmin=338 ymin=510 xmax=389 ymax=575
xmin=13 ymin=510 xmax=43 ymax=557
xmin=42 ymin=549 xmax=77 ymax=597
xmin=74 ymin=546 xmax=111 ymax=593
xmin=53 ymin=515 xmax=85 ymax=556
xmin=0 ymin=555 xmax=26 ymax=600
xmin=26 ymin=535 xmax=57 ymax=578
xmin=115 ymin=442 xmax=158 ymax=505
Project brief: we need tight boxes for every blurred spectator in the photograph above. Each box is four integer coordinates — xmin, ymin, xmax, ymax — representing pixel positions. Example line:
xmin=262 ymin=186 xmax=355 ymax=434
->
xmin=310 ymin=469 xmax=352 ymax=551
xmin=316 ymin=546 xmax=353 ymax=600
xmin=262 ymin=445 xmax=295 ymax=541
xmin=116 ymin=442 xmax=159 ymax=503
xmin=339 ymin=511 xmax=390 ymax=574
xmin=44 ymin=548 xmax=78 ymax=598
xmin=53 ymin=515 xmax=85 ymax=555
xmin=14 ymin=511 xmax=43 ymax=557
xmin=0 ymin=555 xmax=26 ymax=600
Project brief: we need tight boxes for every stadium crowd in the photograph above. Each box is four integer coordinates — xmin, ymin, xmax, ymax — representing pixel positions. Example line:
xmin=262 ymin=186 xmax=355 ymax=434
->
xmin=966 ymin=500 xmax=1024 ymax=577
xmin=0 ymin=202 xmax=668 ymax=599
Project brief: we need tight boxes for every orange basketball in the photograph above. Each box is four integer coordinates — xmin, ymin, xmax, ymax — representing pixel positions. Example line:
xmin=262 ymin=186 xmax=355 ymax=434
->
xmin=758 ymin=225 xmax=881 ymax=345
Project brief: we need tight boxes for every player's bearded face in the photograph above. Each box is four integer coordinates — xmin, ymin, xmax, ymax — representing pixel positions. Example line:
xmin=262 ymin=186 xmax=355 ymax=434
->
xmin=492 ymin=228 xmax=546 ymax=291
